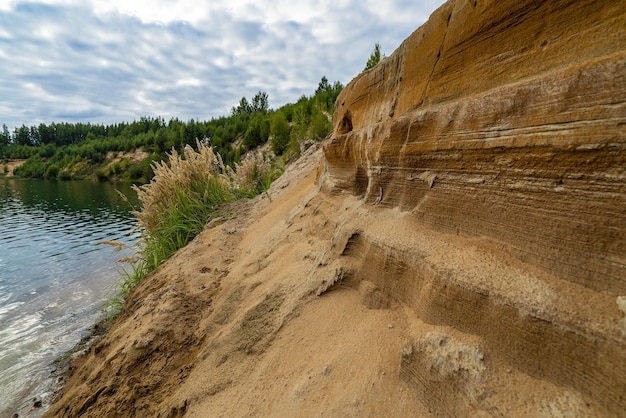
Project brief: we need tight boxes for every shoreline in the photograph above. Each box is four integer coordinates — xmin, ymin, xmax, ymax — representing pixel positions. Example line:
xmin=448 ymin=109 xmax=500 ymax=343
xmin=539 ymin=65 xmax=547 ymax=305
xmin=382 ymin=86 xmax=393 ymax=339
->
xmin=46 ymin=317 xmax=113 ymax=407
xmin=4 ymin=313 xmax=114 ymax=418
xmin=7 ymin=311 xmax=115 ymax=418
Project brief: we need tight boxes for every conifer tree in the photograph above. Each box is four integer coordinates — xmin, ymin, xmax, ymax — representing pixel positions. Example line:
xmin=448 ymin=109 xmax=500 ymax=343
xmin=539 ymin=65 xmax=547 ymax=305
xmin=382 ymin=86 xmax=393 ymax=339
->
xmin=364 ymin=42 xmax=383 ymax=70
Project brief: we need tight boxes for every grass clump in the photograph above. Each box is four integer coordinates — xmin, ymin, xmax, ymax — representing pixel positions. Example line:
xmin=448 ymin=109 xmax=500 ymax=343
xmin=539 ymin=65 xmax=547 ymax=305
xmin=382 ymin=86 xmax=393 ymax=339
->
xmin=106 ymin=140 xmax=282 ymax=313
xmin=132 ymin=141 xmax=236 ymax=268
xmin=232 ymin=148 xmax=284 ymax=200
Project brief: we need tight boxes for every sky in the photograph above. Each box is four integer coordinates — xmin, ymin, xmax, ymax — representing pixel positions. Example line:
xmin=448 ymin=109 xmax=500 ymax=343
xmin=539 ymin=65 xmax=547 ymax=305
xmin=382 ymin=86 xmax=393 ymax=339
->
xmin=0 ymin=0 xmax=444 ymax=130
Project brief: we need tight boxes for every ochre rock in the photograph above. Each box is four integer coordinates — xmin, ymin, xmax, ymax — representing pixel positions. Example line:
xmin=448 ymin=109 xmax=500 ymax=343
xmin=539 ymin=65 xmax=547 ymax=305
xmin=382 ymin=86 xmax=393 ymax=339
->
xmin=322 ymin=0 xmax=626 ymax=414
xmin=324 ymin=0 xmax=625 ymax=295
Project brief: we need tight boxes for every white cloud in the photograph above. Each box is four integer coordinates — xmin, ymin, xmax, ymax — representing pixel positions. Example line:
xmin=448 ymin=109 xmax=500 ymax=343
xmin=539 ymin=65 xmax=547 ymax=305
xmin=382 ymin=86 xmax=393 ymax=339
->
xmin=0 ymin=0 xmax=444 ymax=129
xmin=176 ymin=78 xmax=203 ymax=87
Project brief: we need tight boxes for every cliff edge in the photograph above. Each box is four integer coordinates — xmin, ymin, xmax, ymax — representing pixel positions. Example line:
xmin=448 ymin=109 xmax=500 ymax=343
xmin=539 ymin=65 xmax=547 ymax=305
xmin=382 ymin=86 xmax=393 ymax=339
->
xmin=45 ymin=0 xmax=625 ymax=416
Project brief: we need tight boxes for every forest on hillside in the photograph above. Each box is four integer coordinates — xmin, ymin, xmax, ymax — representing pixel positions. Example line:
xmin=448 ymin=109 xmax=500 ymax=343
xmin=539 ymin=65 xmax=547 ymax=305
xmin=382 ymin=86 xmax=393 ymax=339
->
xmin=0 ymin=77 xmax=343 ymax=183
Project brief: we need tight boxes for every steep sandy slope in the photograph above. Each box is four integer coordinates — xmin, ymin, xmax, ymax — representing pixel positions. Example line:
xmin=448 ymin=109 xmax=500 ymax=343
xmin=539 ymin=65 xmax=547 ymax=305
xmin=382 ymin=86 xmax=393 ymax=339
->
xmin=46 ymin=143 xmax=623 ymax=417
xmin=45 ymin=0 xmax=625 ymax=416
xmin=43 ymin=146 xmax=432 ymax=417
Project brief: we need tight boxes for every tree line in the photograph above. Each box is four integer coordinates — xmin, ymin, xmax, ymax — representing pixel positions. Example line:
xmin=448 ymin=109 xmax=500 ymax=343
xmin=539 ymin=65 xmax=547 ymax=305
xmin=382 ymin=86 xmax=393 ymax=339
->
xmin=0 ymin=77 xmax=343 ymax=182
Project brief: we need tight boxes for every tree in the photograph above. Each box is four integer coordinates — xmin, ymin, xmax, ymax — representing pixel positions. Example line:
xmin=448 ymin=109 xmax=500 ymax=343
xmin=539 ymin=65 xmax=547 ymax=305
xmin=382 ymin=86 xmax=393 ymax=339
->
xmin=251 ymin=91 xmax=269 ymax=114
xmin=14 ymin=125 xmax=32 ymax=146
xmin=310 ymin=109 xmax=332 ymax=141
xmin=29 ymin=126 xmax=40 ymax=146
xmin=290 ymin=106 xmax=309 ymax=143
xmin=270 ymin=111 xmax=290 ymax=155
xmin=315 ymin=76 xmax=331 ymax=95
xmin=232 ymin=97 xmax=252 ymax=115
xmin=314 ymin=76 xmax=343 ymax=112
xmin=0 ymin=124 xmax=9 ymax=147
xmin=154 ymin=127 xmax=168 ymax=152
xmin=38 ymin=123 xmax=55 ymax=145
xmin=243 ymin=115 xmax=270 ymax=149
xmin=364 ymin=42 xmax=384 ymax=71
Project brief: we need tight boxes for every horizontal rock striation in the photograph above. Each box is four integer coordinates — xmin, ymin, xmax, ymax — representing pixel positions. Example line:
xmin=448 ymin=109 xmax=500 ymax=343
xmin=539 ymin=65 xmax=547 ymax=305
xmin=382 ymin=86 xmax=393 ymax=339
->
xmin=322 ymin=0 xmax=626 ymax=415
xmin=323 ymin=0 xmax=626 ymax=295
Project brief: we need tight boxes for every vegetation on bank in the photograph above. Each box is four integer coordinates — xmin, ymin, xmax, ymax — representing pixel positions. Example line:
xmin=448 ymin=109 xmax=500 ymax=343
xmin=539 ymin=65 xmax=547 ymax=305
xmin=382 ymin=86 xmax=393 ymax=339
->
xmin=0 ymin=76 xmax=342 ymax=183
xmin=72 ymin=77 xmax=340 ymax=312
xmin=106 ymin=140 xmax=283 ymax=311
xmin=0 ymin=75 xmax=344 ymax=313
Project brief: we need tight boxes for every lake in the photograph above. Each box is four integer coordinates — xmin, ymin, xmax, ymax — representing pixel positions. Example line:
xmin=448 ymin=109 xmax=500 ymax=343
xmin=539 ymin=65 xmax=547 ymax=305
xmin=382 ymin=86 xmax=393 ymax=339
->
xmin=0 ymin=178 xmax=140 ymax=417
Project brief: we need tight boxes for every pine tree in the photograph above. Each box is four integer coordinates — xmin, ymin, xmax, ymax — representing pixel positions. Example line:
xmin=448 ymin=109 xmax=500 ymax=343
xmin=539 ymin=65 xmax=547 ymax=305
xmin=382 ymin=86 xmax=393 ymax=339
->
xmin=364 ymin=42 xmax=383 ymax=71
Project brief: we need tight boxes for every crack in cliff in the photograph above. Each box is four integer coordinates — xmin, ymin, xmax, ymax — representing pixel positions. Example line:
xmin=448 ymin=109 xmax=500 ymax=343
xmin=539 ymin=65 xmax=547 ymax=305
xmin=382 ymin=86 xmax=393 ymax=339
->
xmin=420 ymin=10 xmax=453 ymax=108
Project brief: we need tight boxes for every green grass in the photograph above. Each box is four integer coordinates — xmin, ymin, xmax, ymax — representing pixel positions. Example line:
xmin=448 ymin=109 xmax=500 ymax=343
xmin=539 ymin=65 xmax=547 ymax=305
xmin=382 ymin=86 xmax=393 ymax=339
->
xmin=104 ymin=141 xmax=283 ymax=316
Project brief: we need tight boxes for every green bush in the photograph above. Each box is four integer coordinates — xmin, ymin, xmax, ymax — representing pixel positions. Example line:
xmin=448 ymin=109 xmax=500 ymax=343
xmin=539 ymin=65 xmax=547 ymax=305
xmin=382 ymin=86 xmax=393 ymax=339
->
xmin=44 ymin=164 xmax=60 ymax=179
xmin=39 ymin=143 xmax=56 ymax=158
xmin=311 ymin=109 xmax=332 ymax=141
xmin=13 ymin=155 xmax=46 ymax=178
xmin=270 ymin=111 xmax=290 ymax=155
xmin=130 ymin=164 xmax=144 ymax=180
xmin=96 ymin=168 xmax=110 ymax=181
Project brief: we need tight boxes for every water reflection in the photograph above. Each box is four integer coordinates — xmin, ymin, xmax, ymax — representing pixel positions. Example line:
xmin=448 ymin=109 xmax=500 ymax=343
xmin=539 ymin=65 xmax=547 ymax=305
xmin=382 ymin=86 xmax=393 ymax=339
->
xmin=0 ymin=178 xmax=140 ymax=416
xmin=0 ymin=178 xmax=138 ymax=215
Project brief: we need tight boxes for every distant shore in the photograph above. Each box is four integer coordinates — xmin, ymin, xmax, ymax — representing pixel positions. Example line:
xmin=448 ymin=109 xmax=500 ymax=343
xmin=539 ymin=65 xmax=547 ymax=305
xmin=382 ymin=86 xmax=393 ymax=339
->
xmin=1 ymin=159 xmax=26 ymax=177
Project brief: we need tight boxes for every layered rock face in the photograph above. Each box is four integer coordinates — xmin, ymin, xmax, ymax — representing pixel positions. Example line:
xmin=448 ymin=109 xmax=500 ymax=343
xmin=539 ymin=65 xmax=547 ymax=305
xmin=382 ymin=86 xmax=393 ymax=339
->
xmin=325 ymin=0 xmax=625 ymax=295
xmin=323 ymin=0 xmax=626 ymax=415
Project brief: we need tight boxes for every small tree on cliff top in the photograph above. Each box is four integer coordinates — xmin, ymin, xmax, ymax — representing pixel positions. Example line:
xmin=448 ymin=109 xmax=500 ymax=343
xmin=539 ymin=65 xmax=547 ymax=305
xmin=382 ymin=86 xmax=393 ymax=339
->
xmin=364 ymin=42 xmax=384 ymax=71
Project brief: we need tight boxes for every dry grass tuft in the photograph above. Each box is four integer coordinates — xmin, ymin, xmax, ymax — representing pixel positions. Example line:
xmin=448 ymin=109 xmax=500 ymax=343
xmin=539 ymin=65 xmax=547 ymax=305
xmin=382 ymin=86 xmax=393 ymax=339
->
xmin=106 ymin=140 xmax=284 ymax=314
xmin=132 ymin=140 xmax=235 ymax=237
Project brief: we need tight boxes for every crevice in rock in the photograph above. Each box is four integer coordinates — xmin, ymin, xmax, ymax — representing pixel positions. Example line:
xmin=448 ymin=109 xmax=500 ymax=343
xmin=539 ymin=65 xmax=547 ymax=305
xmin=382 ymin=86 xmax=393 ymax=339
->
xmin=337 ymin=110 xmax=353 ymax=135
xmin=420 ymin=10 xmax=452 ymax=107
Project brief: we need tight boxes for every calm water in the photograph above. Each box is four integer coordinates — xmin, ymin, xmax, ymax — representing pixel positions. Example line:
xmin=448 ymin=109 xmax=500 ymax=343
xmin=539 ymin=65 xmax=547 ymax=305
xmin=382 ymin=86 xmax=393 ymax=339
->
xmin=0 ymin=178 xmax=140 ymax=417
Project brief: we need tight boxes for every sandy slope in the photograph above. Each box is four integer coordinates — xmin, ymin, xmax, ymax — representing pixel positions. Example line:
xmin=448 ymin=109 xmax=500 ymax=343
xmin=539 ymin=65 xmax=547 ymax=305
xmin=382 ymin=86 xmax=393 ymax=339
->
xmin=44 ymin=145 xmax=434 ymax=417
xmin=43 ymin=142 xmax=621 ymax=417
xmin=38 ymin=0 xmax=626 ymax=414
xmin=2 ymin=159 xmax=25 ymax=176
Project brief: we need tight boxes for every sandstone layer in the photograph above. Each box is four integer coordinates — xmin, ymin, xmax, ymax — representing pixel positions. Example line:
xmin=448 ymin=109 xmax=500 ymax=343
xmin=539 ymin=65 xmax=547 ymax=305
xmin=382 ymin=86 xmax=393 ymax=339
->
xmin=44 ymin=0 xmax=625 ymax=417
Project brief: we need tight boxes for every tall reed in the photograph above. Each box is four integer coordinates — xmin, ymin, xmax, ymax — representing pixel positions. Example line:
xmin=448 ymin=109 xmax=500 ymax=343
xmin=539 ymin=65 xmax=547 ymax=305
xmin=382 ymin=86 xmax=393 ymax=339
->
xmin=107 ymin=140 xmax=282 ymax=312
xmin=132 ymin=141 xmax=236 ymax=270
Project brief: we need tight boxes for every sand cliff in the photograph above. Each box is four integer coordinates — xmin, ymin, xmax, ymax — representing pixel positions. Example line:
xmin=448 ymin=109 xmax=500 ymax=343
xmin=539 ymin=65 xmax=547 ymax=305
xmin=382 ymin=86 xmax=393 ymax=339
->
xmin=45 ymin=0 xmax=625 ymax=416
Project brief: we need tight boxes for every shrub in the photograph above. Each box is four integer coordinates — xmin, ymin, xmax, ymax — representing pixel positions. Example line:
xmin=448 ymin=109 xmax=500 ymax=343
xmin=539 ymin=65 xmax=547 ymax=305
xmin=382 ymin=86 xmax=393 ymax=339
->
xmin=58 ymin=170 xmax=72 ymax=181
xmin=310 ymin=109 xmax=332 ymax=141
xmin=95 ymin=168 xmax=110 ymax=181
xmin=232 ymin=149 xmax=284 ymax=198
xmin=126 ymin=162 xmax=144 ymax=181
xmin=39 ymin=143 xmax=56 ymax=158
xmin=111 ymin=158 xmax=130 ymax=175
xmin=270 ymin=111 xmax=290 ymax=155
xmin=131 ymin=140 xmax=236 ymax=271
xmin=13 ymin=155 xmax=46 ymax=178
xmin=243 ymin=115 xmax=270 ymax=149
xmin=44 ymin=164 xmax=60 ymax=179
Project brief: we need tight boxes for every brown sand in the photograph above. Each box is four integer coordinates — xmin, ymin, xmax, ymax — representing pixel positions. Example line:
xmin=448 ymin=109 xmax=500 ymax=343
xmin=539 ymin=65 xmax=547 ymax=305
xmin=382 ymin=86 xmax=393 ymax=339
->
xmin=43 ymin=142 xmax=621 ymax=417
xmin=2 ymin=159 xmax=25 ymax=176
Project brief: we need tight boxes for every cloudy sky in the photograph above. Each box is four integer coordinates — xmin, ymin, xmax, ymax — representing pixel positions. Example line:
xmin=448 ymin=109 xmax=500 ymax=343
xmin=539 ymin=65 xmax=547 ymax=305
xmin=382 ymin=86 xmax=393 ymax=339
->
xmin=0 ymin=0 xmax=443 ymax=130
